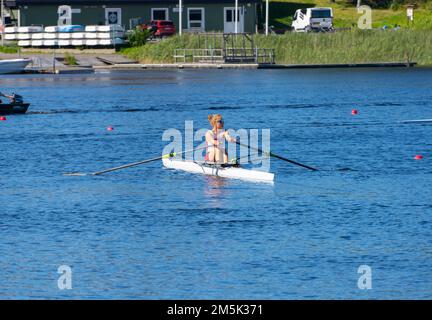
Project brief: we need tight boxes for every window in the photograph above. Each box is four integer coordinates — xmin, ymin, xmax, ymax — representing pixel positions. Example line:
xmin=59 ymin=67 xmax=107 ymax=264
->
xmin=226 ymin=9 xmax=232 ymax=23
xmin=151 ymin=8 xmax=168 ymax=21
xmin=160 ymin=21 xmax=174 ymax=26
xmin=105 ymin=8 xmax=122 ymax=25
xmin=225 ymin=9 xmax=240 ymax=23
xmin=311 ymin=9 xmax=332 ymax=18
xmin=188 ymin=8 xmax=204 ymax=29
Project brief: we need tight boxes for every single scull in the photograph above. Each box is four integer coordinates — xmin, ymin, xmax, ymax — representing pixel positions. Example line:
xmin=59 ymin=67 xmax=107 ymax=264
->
xmin=162 ymin=158 xmax=274 ymax=183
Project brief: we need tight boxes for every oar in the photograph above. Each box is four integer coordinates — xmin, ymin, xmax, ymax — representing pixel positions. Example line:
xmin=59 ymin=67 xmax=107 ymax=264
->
xmin=235 ymin=141 xmax=318 ymax=171
xmin=64 ymin=146 xmax=207 ymax=176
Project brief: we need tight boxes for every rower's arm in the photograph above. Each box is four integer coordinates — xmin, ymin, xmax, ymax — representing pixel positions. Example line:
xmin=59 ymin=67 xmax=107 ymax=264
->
xmin=225 ymin=130 xmax=236 ymax=143
xmin=0 ymin=92 xmax=13 ymax=99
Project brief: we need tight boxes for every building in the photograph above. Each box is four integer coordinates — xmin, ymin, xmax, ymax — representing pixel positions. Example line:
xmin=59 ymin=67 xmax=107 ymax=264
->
xmin=4 ymin=0 xmax=260 ymax=33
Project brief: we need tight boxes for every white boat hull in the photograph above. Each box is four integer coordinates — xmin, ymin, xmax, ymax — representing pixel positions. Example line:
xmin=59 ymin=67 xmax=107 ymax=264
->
xmin=0 ymin=59 xmax=32 ymax=74
xmin=162 ymin=158 xmax=274 ymax=183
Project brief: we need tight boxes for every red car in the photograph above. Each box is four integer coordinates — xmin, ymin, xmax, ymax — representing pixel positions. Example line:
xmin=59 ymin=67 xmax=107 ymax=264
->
xmin=142 ymin=20 xmax=176 ymax=37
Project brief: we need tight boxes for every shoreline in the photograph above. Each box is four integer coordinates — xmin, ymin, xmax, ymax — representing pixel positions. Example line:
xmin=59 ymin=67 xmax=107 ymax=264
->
xmin=46 ymin=61 xmax=420 ymax=74
xmin=0 ymin=51 xmax=422 ymax=74
xmin=3 ymin=28 xmax=432 ymax=73
xmin=94 ymin=62 xmax=417 ymax=71
xmin=19 ymin=62 xmax=419 ymax=74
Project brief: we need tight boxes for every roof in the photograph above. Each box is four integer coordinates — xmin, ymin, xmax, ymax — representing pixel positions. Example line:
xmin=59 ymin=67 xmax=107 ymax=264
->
xmin=5 ymin=0 xmax=259 ymax=7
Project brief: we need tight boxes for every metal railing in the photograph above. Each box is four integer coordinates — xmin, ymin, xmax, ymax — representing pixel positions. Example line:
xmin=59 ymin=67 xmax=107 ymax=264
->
xmin=173 ymin=33 xmax=276 ymax=65
xmin=224 ymin=47 xmax=275 ymax=64
xmin=174 ymin=48 xmax=275 ymax=65
xmin=255 ymin=48 xmax=275 ymax=64
xmin=174 ymin=48 xmax=224 ymax=64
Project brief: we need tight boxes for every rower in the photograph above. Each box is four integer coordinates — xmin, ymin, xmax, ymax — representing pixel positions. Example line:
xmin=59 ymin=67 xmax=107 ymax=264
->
xmin=0 ymin=92 xmax=15 ymax=102
xmin=205 ymin=114 xmax=236 ymax=164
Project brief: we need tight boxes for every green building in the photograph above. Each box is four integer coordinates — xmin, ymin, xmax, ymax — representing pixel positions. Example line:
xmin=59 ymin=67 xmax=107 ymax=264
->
xmin=5 ymin=0 xmax=261 ymax=33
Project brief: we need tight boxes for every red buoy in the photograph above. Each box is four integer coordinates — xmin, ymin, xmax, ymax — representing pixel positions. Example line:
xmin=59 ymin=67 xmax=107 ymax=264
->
xmin=0 ymin=116 xmax=7 ymax=121
xmin=414 ymin=155 xmax=423 ymax=160
xmin=351 ymin=109 xmax=359 ymax=115
xmin=107 ymin=126 xmax=114 ymax=131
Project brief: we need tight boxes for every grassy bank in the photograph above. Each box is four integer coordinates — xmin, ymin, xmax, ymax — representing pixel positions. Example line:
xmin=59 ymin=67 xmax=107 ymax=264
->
xmin=268 ymin=0 xmax=432 ymax=29
xmin=121 ymin=29 xmax=432 ymax=66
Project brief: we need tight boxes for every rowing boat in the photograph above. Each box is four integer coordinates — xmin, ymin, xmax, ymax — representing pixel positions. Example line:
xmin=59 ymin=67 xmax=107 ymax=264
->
xmin=64 ymin=143 xmax=316 ymax=178
xmin=0 ymin=102 xmax=30 ymax=115
xmin=162 ymin=158 xmax=274 ymax=182
xmin=0 ymin=94 xmax=30 ymax=115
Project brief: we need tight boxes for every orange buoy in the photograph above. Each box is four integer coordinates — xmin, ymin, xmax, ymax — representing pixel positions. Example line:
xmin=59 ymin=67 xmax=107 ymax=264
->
xmin=351 ymin=109 xmax=359 ymax=115
xmin=414 ymin=155 xmax=423 ymax=160
xmin=107 ymin=126 xmax=114 ymax=131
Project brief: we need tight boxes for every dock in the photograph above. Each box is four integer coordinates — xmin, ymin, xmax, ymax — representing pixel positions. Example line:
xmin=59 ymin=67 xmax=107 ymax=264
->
xmin=93 ymin=63 xmax=260 ymax=70
xmin=94 ymin=62 xmax=416 ymax=71
xmin=259 ymin=62 xmax=417 ymax=69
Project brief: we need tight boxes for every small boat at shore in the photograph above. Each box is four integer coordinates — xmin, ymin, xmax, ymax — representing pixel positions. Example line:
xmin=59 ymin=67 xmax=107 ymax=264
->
xmin=162 ymin=158 xmax=275 ymax=182
xmin=0 ymin=58 xmax=32 ymax=74
xmin=0 ymin=94 xmax=30 ymax=115
xmin=0 ymin=102 xmax=30 ymax=115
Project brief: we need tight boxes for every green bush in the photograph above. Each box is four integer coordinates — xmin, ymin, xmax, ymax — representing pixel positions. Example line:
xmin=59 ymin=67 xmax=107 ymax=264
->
xmin=390 ymin=1 xmax=402 ymax=10
xmin=348 ymin=0 xmax=431 ymax=8
xmin=127 ymin=27 xmax=151 ymax=47
xmin=347 ymin=0 xmax=395 ymax=8
xmin=64 ymin=53 xmax=78 ymax=65
xmin=0 ymin=44 xmax=19 ymax=53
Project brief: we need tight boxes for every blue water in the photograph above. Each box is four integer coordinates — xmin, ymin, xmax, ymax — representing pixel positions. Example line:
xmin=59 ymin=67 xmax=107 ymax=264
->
xmin=0 ymin=68 xmax=431 ymax=299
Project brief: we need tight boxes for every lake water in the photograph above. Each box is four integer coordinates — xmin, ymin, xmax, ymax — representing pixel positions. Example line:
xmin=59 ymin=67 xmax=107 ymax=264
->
xmin=0 ymin=68 xmax=431 ymax=299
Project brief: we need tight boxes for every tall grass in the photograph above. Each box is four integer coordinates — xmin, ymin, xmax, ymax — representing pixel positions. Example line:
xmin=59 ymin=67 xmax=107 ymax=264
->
xmin=121 ymin=30 xmax=432 ymax=65
xmin=0 ymin=44 xmax=19 ymax=54
xmin=64 ymin=53 xmax=78 ymax=65
xmin=121 ymin=34 xmax=206 ymax=63
xmin=255 ymin=29 xmax=432 ymax=64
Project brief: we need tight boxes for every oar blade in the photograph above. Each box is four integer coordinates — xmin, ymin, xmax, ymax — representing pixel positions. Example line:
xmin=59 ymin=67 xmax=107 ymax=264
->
xmin=63 ymin=172 xmax=89 ymax=176
xmin=271 ymin=153 xmax=318 ymax=171
xmin=235 ymin=141 xmax=318 ymax=171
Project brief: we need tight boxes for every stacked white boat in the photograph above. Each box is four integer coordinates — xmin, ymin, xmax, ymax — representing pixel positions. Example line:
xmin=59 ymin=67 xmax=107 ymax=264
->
xmin=4 ymin=25 xmax=126 ymax=48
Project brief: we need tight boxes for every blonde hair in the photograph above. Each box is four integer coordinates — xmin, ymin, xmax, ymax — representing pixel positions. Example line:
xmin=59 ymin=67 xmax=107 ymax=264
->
xmin=208 ymin=114 xmax=222 ymax=128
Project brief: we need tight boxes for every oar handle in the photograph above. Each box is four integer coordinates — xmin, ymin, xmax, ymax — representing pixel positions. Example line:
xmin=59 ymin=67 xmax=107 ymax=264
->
xmin=235 ymin=141 xmax=318 ymax=171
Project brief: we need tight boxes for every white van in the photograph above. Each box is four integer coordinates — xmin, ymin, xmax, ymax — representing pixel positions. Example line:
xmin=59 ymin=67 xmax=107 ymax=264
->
xmin=292 ymin=7 xmax=333 ymax=32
